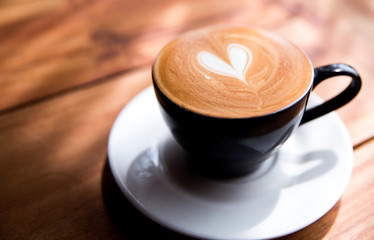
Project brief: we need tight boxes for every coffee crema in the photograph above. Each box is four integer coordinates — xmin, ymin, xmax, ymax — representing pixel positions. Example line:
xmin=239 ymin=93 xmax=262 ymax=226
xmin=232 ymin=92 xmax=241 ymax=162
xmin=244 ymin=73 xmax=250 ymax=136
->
xmin=153 ymin=26 xmax=313 ymax=118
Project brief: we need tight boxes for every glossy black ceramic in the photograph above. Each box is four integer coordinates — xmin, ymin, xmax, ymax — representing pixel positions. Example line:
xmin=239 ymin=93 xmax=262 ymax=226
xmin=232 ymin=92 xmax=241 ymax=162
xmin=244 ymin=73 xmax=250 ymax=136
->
xmin=153 ymin=63 xmax=361 ymax=177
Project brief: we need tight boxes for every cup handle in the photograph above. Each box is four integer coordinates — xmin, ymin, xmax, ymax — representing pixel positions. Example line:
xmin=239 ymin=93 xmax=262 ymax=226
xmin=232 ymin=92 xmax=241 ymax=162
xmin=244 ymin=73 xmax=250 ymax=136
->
xmin=300 ymin=63 xmax=362 ymax=124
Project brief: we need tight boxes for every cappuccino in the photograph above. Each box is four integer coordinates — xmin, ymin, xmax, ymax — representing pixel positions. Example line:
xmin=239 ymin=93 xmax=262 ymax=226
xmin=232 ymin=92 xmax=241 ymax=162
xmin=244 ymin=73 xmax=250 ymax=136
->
xmin=153 ymin=26 xmax=313 ymax=118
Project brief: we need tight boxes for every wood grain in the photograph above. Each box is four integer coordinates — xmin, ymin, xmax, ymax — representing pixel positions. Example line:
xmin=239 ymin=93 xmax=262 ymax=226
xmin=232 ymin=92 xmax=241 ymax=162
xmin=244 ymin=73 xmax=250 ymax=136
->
xmin=0 ymin=65 xmax=372 ymax=240
xmin=0 ymin=0 xmax=374 ymax=239
xmin=0 ymin=0 xmax=288 ymax=112
xmin=0 ymin=67 xmax=151 ymax=239
xmin=1 ymin=0 xmax=373 ymax=143
xmin=328 ymin=140 xmax=374 ymax=240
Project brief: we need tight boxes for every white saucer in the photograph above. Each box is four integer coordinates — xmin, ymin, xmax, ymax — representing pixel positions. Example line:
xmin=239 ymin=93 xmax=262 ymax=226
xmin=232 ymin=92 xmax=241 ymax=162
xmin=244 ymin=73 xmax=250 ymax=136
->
xmin=108 ymin=87 xmax=353 ymax=240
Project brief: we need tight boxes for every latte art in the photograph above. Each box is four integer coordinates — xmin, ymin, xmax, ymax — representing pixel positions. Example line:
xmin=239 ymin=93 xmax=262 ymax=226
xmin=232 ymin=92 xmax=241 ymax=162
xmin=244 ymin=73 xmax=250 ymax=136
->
xmin=197 ymin=43 xmax=253 ymax=85
xmin=153 ymin=26 xmax=313 ymax=118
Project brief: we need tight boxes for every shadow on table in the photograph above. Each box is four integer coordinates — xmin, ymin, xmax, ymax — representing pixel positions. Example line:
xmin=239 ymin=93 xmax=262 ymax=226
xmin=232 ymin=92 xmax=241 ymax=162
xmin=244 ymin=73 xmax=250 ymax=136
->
xmin=101 ymin=157 xmax=194 ymax=240
xmin=101 ymin=157 xmax=340 ymax=240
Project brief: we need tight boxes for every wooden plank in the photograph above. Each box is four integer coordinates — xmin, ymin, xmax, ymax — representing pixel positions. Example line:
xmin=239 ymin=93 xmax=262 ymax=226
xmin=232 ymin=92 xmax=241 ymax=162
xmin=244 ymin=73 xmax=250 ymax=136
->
xmin=272 ymin=0 xmax=374 ymax=147
xmin=0 ymin=1 xmax=374 ymax=239
xmin=0 ymin=62 xmax=372 ymax=239
xmin=0 ymin=66 xmax=151 ymax=239
xmin=0 ymin=0 xmax=289 ymax=111
xmin=1 ymin=0 xmax=373 ymax=145
xmin=324 ymin=139 xmax=374 ymax=240
xmin=0 ymin=67 xmax=373 ymax=240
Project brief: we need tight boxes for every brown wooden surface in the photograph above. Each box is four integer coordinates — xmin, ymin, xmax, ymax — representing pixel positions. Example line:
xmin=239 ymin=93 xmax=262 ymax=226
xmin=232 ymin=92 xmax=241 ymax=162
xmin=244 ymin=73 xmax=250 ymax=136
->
xmin=1 ymin=0 xmax=373 ymax=239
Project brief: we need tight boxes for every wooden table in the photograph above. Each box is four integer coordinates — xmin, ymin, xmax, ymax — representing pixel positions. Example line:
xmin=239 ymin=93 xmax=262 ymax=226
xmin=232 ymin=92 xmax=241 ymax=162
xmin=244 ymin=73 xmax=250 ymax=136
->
xmin=1 ymin=0 xmax=373 ymax=239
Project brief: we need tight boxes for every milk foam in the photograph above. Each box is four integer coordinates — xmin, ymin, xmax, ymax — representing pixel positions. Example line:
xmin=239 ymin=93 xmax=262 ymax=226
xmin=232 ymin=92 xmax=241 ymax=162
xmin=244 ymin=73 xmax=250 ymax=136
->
xmin=197 ymin=43 xmax=252 ymax=85
xmin=153 ymin=26 xmax=313 ymax=118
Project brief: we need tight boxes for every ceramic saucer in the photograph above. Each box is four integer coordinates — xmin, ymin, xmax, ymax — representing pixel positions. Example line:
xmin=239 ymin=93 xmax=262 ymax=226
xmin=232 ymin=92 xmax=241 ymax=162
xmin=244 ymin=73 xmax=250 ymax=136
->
xmin=108 ymin=87 xmax=353 ymax=240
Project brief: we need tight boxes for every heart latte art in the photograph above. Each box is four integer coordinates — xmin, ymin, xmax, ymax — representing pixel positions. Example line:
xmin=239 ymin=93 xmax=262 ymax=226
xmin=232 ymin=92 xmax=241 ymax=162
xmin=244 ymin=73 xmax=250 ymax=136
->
xmin=153 ymin=26 xmax=313 ymax=118
xmin=197 ymin=43 xmax=253 ymax=85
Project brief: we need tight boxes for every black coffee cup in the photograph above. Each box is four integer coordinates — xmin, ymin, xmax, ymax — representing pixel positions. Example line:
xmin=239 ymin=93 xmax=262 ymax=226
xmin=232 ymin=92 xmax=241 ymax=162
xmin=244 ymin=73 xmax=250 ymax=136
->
xmin=153 ymin=63 xmax=361 ymax=177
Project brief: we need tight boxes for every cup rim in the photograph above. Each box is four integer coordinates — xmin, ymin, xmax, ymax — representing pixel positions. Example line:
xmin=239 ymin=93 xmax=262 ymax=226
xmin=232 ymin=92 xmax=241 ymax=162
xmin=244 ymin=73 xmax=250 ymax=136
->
xmin=152 ymin=26 xmax=315 ymax=121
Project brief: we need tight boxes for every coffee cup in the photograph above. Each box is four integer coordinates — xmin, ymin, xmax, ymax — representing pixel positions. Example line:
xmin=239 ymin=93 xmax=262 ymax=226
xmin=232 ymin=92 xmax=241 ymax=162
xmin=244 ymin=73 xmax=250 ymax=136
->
xmin=152 ymin=26 xmax=361 ymax=177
